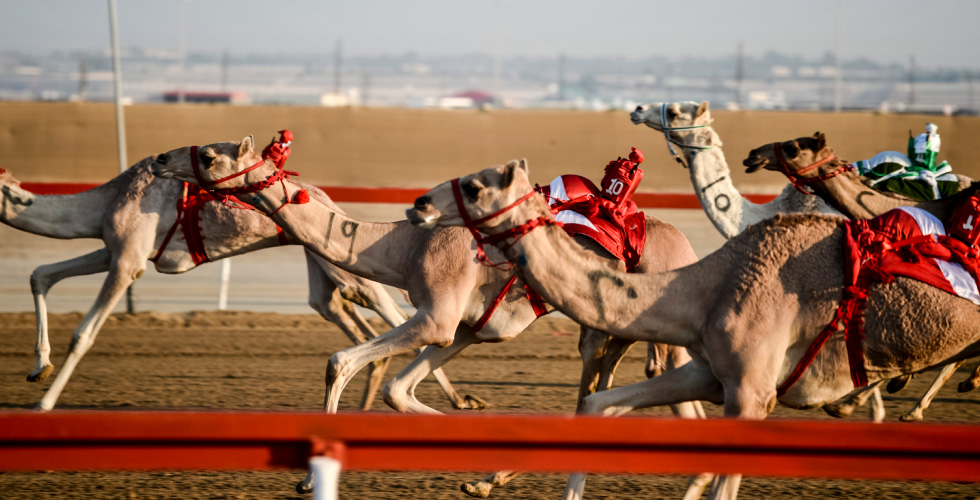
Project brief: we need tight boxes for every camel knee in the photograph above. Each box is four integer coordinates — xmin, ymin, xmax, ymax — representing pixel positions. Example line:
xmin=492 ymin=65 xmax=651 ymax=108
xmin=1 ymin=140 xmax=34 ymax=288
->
xmin=382 ymin=378 xmax=416 ymax=412
xmin=29 ymin=269 xmax=53 ymax=296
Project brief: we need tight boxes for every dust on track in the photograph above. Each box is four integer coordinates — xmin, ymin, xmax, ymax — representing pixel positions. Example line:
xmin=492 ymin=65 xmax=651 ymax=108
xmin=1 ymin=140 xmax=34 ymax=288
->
xmin=1 ymin=311 xmax=979 ymax=499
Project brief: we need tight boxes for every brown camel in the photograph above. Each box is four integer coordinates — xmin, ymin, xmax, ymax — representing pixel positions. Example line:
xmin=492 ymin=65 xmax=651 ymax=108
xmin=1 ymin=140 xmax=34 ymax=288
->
xmin=149 ymin=136 xmax=711 ymax=497
xmin=630 ymin=101 xmax=889 ymax=422
xmin=743 ymin=133 xmax=980 ymax=420
xmin=407 ymin=158 xmax=980 ymax=500
xmin=0 ymin=159 xmax=473 ymax=412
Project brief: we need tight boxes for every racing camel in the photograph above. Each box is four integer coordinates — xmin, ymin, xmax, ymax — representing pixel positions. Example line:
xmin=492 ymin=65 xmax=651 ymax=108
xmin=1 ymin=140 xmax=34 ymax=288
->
xmin=0 ymin=158 xmax=473 ymax=412
xmin=743 ymin=132 xmax=980 ymax=421
xmin=406 ymin=157 xmax=980 ymax=500
xmin=149 ymin=136 xmax=710 ymax=496
xmin=630 ymin=101 xmax=888 ymax=421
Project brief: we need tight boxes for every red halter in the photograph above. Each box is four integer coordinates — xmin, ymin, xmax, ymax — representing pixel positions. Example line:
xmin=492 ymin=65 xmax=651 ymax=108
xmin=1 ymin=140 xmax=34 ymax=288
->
xmin=772 ymin=142 xmax=852 ymax=194
xmin=190 ymin=145 xmax=308 ymax=215
xmin=451 ymin=177 xmax=562 ymax=270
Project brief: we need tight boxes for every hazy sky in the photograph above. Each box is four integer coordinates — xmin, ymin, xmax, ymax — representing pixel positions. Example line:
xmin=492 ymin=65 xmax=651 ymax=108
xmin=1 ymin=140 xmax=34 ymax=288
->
xmin=4 ymin=1 xmax=980 ymax=67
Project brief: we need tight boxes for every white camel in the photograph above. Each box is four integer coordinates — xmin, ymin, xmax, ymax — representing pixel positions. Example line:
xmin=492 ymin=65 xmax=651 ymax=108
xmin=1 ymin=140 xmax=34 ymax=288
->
xmin=407 ymin=156 xmax=980 ymax=500
xmin=149 ymin=136 xmax=712 ymax=497
xmin=630 ymin=101 xmax=887 ymax=422
xmin=0 ymin=159 xmax=474 ymax=412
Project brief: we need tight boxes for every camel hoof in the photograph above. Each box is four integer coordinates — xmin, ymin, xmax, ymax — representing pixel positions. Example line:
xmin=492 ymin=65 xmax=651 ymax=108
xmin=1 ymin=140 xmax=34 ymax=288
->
xmin=26 ymin=365 xmax=54 ymax=382
xmin=822 ymin=402 xmax=854 ymax=419
xmin=295 ymin=477 xmax=314 ymax=494
xmin=887 ymin=374 xmax=913 ymax=394
xmin=460 ymin=395 xmax=488 ymax=410
xmin=460 ymin=481 xmax=492 ymax=498
xmin=899 ymin=412 xmax=923 ymax=422
xmin=958 ymin=378 xmax=980 ymax=393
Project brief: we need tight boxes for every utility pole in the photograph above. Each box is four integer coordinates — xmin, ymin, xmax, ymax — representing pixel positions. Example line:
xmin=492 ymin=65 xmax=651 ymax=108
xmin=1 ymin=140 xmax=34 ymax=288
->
xmin=334 ymin=39 xmax=342 ymax=96
xmin=108 ymin=0 xmax=134 ymax=313
xmin=221 ymin=50 xmax=229 ymax=92
xmin=177 ymin=0 xmax=187 ymax=103
xmin=77 ymin=57 xmax=88 ymax=101
xmin=558 ymin=53 xmax=566 ymax=101
xmin=908 ymin=55 xmax=916 ymax=109
xmin=833 ymin=0 xmax=843 ymax=112
xmin=735 ymin=41 xmax=743 ymax=108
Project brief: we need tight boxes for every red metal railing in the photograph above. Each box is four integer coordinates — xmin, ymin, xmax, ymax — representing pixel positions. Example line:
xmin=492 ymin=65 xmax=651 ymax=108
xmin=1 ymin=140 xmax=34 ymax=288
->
xmin=18 ymin=183 xmax=777 ymax=208
xmin=1 ymin=411 xmax=979 ymax=483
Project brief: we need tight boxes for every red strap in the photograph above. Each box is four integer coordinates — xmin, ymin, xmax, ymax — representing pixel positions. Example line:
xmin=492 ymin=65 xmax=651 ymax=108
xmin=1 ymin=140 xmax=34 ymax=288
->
xmin=524 ymin=283 xmax=550 ymax=318
xmin=151 ymin=183 xmax=188 ymax=263
xmin=773 ymin=142 xmax=846 ymax=195
xmin=472 ymin=274 xmax=519 ymax=333
xmin=777 ymin=222 xmax=869 ymax=396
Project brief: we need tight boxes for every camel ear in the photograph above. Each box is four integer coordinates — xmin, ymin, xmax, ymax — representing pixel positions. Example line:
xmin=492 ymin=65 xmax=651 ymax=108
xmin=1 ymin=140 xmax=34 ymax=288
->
xmin=813 ymin=132 xmax=826 ymax=151
xmin=501 ymin=160 xmax=520 ymax=188
xmin=238 ymin=135 xmax=255 ymax=159
xmin=696 ymin=101 xmax=710 ymax=117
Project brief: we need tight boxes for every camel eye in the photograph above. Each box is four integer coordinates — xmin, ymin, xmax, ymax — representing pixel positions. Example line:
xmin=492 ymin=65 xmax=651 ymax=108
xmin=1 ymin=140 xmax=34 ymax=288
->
xmin=462 ymin=180 xmax=481 ymax=199
xmin=667 ymin=108 xmax=679 ymax=119
xmin=199 ymin=149 xmax=217 ymax=168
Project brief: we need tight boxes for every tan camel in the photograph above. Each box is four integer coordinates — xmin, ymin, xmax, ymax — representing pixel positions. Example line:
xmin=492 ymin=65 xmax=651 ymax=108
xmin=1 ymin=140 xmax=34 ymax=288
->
xmin=149 ymin=136 xmax=712 ymax=497
xmin=742 ymin=133 xmax=980 ymax=420
xmin=0 ymin=159 xmax=474 ymax=412
xmin=407 ymin=157 xmax=980 ymax=500
xmin=630 ymin=101 xmax=890 ymax=422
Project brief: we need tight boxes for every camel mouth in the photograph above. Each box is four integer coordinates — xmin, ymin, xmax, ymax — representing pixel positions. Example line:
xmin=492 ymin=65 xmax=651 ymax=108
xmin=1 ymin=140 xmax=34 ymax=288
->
xmin=629 ymin=111 xmax=646 ymax=125
xmin=405 ymin=207 xmax=439 ymax=228
xmin=742 ymin=156 xmax=769 ymax=173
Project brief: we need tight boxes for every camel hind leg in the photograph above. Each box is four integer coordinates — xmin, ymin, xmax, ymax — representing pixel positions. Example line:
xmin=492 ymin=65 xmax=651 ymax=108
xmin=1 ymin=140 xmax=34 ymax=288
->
xmin=36 ymin=254 xmax=146 ymax=411
xmin=957 ymin=357 xmax=980 ymax=392
xmin=27 ymin=248 xmax=113 ymax=382
xmin=900 ymin=360 xmax=965 ymax=422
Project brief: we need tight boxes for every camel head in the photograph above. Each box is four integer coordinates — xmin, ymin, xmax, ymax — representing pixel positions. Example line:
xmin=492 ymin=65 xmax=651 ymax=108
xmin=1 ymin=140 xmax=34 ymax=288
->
xmin=630 ymin=101 xmax=711 ymax=131
xmin=150 ymin=136 xmax=266 ymax=189
xmin=0 ymin=167 xmax=32 ymax=208
xmin=407 ymin=158 xmax=539 ymax=232
xmin=742 ymin=132 xmax=831 ymax=174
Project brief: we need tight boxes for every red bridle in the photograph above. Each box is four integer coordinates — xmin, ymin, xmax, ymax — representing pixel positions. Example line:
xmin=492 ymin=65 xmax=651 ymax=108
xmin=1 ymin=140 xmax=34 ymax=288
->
xmin=451 ymin=177 xmax=562 ymax=270
xmin=772 ymin=142 xmax=853 ymax=194
xmin=190 ymin=145 xmax=308 ymax=215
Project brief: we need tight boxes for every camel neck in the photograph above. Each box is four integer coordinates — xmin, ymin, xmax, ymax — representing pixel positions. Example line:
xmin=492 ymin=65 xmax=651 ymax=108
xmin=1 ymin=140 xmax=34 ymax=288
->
xmin=686 ymin=139 xmax=840 ymax=238
xmin=243 ymin=179 xmax=415 ymax=288
xmin=815 ymin=169 xmax=953 ymax=220
xmin=0 ymin=179 xmax=116 ymax=239
xmin=498 ymin=197 xmax=704 ymax=347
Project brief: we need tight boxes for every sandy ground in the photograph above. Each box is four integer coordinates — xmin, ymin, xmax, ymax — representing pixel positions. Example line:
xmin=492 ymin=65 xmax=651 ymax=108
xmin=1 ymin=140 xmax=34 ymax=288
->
xmin=1 ymin=203 xmax=980 ymax=499
xmin=1 ymin=311 xmax=979 ymax=500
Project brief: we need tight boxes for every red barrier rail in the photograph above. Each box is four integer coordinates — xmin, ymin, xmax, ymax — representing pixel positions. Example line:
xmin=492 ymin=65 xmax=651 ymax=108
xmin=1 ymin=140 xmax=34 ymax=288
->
xmin=18 ymin=183 xmax=778 ymax=208
xmin=1 ymin=411 xmax=979 ymax=483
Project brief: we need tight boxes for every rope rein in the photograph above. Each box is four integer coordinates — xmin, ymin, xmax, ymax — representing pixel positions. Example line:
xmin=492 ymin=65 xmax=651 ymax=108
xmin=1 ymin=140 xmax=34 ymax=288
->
xmin=772 ymin=142 xmax=854 ymax=195
xmin=658 ymin=103 xmax=715 ymax=168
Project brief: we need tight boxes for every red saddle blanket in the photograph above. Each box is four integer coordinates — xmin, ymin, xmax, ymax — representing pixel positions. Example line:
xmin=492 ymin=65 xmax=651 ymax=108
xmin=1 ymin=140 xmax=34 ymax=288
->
xmin=778 ymin=206 xmax=980 ymax=396
xmin=536 ymin=175 xmax=647 ymax=272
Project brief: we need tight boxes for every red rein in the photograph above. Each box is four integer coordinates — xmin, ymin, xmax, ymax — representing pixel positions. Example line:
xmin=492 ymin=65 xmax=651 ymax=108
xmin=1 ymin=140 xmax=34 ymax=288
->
xmin=189 ymin=145 xmax=309 ymax=215
xmin=451 ymin=177 xmax=562 ymax=270
xmin=772 ymin=142 xmax=853 ymax=194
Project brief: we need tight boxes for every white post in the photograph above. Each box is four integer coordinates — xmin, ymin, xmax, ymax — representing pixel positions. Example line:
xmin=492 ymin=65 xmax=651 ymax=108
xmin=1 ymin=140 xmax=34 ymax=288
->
xmin=108 ymin=0 xmax=134 ymax=313
xmin=217 ymin=259 xmax=231 ymax=310
xmin=310 ymin=455 xmax=342 ymax=500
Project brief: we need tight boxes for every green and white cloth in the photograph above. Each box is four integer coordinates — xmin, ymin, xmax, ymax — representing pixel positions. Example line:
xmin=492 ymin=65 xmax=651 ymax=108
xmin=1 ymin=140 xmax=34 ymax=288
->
xmin=850 ymin=123 xmax=959 ymax=201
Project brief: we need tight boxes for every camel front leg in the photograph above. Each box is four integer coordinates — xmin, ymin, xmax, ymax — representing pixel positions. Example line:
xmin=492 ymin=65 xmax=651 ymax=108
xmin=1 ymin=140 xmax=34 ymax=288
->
xmin=706 ymin=382 xmax=778 ymax=500
xmin=562 ymin=361 xmax=724 ymax=500
xmin=383 ymin=324 xmax=480 ymax=414
xmin=27 ymin=249 xmax=112 ymax=382
xmin=36 ymin=257 xmax=146 ymax=411
xmin=576 ymin=326 xmax=636 ymax=408
xmin=322 ymin=310 xmax=459 ymax=413
xmin=900 ymin=360 xmax=965 ymax=422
